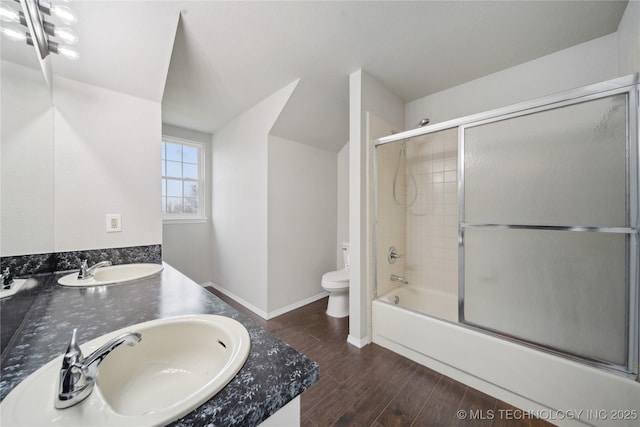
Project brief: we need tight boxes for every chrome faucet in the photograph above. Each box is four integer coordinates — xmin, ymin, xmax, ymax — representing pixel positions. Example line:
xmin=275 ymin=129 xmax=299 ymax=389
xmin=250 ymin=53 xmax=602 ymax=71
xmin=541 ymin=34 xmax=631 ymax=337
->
xmin=390 ymin=274 xmax=409 ymax=285
xmin=77 ymin=260 xmax=112 ymax=279
xmin=55 ymin=328 xmax=141 ymax=409
xmin=2 ymin=267 xmax=14 ymax=289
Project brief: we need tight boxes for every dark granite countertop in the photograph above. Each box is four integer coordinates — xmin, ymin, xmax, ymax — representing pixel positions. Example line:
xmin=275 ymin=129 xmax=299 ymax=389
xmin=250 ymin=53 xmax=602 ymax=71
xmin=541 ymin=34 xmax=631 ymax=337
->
xmin=0 ymin=263 xmax=319 ymax=426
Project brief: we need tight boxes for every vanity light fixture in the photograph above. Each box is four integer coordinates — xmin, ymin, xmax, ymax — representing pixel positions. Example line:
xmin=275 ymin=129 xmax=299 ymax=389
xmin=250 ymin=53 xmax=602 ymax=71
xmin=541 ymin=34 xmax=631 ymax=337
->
xmin=0 ymin=2 xmax=25 ymax=24
xmin=39 ymin=1 xmax=76 ymax=25
xmin=0 ymin=0 xmax=78 ymax=60
xmin=0 ymin=25 xmax=28 ymax=43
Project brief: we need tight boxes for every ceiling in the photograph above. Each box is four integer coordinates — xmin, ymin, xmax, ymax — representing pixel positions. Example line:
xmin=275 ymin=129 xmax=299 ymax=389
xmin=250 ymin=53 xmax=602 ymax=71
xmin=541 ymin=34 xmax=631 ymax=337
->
xmin=2 ymin=1 xmax=629 ymax=152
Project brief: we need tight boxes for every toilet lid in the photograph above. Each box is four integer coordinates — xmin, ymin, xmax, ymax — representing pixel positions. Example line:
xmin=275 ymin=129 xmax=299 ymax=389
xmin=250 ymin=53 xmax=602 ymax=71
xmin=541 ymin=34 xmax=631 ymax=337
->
xmin=322 ymin=269 xmax=349 ymax=286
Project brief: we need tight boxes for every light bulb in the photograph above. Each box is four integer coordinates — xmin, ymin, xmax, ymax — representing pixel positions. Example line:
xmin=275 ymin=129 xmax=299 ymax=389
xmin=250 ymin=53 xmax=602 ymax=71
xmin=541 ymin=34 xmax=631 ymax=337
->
xmin=56 ymin=44 xmax=79 ymax=60
xmin=0 ymin=3 xmax=20 ymax=23
xmin=0 ymin=26 xmax=27 ymax=43
xmin=50 ymin=4 xmax=76 ymax=25
xmin=54 ymin=26 xmax=77 ymax=44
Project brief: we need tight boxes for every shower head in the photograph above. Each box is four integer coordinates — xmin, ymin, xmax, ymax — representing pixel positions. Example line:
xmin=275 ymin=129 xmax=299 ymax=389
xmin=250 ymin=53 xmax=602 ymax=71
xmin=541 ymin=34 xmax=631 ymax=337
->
xmin=417 ymin=118 xmax=430 ymax=127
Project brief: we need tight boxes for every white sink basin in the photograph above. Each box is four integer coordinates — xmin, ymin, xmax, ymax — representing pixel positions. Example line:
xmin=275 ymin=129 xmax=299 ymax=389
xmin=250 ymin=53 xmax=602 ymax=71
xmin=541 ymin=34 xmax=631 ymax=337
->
xmin=0 ymin=315 xmax=251 ymax=426
xmin=58 ymin=263 xmax=163 ymax=287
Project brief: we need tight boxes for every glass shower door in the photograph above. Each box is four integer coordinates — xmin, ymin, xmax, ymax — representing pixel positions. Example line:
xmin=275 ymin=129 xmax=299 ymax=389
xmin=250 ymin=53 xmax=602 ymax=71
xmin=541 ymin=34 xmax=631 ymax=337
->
xmin=459 ymin=90 xmax=639 ymax=374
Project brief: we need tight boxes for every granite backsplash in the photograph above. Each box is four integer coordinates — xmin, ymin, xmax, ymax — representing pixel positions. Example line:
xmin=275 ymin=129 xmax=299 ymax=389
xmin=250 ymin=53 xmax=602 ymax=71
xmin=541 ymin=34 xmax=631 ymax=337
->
xmin=0 ymin=244 xmax=162 ymax=355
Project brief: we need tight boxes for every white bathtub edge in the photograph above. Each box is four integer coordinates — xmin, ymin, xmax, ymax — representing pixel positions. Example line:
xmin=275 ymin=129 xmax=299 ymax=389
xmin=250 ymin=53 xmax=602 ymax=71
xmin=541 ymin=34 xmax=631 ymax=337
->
xmin=372 ymin=299 xmax=640 ymax=427
xmin=371 ymin=333 xmax=573 ymax=425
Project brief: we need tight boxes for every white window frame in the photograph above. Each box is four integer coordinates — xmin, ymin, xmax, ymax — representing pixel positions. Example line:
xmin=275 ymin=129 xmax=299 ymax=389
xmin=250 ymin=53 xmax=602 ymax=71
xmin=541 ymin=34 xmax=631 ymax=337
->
xmin=161 ymin=135 xmax=207 ymax=224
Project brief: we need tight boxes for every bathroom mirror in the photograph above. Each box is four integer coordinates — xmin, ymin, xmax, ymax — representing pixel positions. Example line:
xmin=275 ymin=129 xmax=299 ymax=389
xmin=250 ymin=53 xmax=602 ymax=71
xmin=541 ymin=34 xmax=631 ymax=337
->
xmin=0 ymin=37 xmax=55 ymax=258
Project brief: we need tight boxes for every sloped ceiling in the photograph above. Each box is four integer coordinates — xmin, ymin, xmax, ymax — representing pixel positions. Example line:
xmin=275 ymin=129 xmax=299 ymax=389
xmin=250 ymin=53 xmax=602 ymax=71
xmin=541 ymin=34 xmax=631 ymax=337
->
xmin=161 ymin=0 xmax=628 ymax=152
xmin=2 ymin=1 xmax=629 ymax=153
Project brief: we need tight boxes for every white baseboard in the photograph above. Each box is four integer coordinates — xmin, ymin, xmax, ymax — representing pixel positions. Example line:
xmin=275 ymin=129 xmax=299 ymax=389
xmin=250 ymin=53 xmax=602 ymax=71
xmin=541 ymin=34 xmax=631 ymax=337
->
xmin=267 ymin=291 xmax=329 ymax=319
xmin=204 ymin=282 xmax=328 ymax=320
xmin=205 ymin=282 xmax=269 ymax=319
xmin=347 ymin=334 xmax=370 ymax=348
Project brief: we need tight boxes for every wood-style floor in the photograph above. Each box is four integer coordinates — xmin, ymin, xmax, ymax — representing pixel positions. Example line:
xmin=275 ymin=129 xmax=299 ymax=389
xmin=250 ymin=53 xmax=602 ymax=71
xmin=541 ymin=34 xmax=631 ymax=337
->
xmin=206 ymin=289 xmax=553 ymax=427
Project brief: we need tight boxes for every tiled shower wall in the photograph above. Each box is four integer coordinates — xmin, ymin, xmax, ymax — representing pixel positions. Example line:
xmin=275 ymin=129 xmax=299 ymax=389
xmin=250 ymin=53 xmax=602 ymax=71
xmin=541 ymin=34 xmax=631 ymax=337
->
xmin=405 ymin=128 xmax=458 ymax=297
xmin=376 ymin=128 xmax=458 ymax=299
xmin=375 ymin=142 xmax=407 ymax=297
xmin=375 ymin=127 xmax=458 ymax=300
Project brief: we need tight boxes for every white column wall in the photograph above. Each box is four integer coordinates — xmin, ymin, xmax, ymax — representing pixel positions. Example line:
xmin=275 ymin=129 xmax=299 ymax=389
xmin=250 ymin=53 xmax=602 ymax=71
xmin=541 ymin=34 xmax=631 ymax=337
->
xmin=336 ymin=142 xmax=349 ymax=267
xmin=349 ymin=69 xmax=404 ymax=347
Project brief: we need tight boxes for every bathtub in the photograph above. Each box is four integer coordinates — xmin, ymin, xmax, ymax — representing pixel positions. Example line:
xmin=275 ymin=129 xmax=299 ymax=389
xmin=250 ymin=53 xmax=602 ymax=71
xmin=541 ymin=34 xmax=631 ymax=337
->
xmin=372 ymin=288 xmax=640 ymax=427
xmin=378 ymin=286 xmax=458 ymax=323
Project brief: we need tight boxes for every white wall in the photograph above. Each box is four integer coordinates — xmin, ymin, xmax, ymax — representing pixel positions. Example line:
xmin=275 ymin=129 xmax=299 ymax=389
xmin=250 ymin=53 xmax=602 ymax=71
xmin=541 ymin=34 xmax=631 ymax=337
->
xmin=53 ymin=76 xmax=162 ymax=252
xmin=1 ymin=61 xmax=54 ymax=256
xmin=336 ymin=142 xmax=349 ymax=267
xmin=617 ymin=0 xmax=640 ymax=76
xmin=405 ymin=33 xmax=619 ymax=129
xmin=349 ymin=69 xmax=404 ymax=347
xmin=267 ymin=135 xmax=336 ymax=313
xmin=161 ymin=123 xmax=214 ymax=284
xmin=211 ymin=80 xmax=341 ymax=318
xmin=211 ymin=81 xmax=297 ymax=315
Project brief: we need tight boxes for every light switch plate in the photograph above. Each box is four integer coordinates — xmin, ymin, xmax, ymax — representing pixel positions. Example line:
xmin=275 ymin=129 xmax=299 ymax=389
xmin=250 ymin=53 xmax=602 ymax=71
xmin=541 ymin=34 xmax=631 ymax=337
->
xmin=106 ymin=214 xmax=122 ymax=233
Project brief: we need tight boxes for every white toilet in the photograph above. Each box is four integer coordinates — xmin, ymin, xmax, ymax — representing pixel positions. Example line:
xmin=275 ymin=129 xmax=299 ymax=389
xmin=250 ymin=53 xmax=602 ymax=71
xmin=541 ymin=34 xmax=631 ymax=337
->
xmin=321 ymin=243 xmax=350 ymax=318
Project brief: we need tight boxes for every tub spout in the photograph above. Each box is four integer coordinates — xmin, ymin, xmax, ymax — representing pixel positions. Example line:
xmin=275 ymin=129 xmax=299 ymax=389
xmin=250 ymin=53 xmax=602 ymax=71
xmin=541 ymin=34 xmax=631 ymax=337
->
xmin=390 ymin=274 xmax=409 ymax=285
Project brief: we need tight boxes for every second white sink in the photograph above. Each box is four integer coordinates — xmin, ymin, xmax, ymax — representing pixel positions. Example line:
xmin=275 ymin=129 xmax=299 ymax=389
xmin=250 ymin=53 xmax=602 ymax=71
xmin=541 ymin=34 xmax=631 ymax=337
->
xmin=58 ymin=263 xmax=163 ymax=287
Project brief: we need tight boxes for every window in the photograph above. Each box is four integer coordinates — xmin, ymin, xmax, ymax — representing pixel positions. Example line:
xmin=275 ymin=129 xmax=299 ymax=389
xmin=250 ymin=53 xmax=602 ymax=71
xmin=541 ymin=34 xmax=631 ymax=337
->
xmin=161 ymin=136 xmax=206 ymax=222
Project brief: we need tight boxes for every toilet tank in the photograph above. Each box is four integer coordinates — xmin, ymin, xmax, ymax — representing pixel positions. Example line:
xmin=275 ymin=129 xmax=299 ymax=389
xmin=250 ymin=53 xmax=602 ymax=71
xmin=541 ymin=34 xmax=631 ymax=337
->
xmin=342 ymin=243 xmax=350 ymax=270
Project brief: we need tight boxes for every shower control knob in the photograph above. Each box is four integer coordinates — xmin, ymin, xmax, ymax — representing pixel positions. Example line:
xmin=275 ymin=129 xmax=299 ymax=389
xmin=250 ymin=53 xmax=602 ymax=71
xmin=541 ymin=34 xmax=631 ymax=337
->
xmin=387 ymin=247 xmax=403 ymax=264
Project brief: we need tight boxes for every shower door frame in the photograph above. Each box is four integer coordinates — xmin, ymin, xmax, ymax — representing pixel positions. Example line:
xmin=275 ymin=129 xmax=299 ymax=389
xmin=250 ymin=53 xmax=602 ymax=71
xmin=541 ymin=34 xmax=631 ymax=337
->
xmin=373 ymin=73 xmax=639 ymax=380
xmin=457 ymin=79 xmax=639 ymax=378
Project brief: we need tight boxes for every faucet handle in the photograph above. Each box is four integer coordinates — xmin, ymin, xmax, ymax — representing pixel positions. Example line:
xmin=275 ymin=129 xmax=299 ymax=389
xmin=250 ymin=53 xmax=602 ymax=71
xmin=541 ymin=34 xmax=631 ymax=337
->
xmin=387 ymin=246 xmax=404 ymax=264
xmin=58 ymin=328 xmax=87 ymax=408
xmin=55 ymin=328 xmax=141 ymax=409
xmin=57 ymin=328 xmax=93 ymax=409
xmin=62 ymin=328 xmax=84 ymax=369
xmin=78 ymin=260 xmax=89 ymax=279
xmin=2 ymin=267 xmax=14 ymax=288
